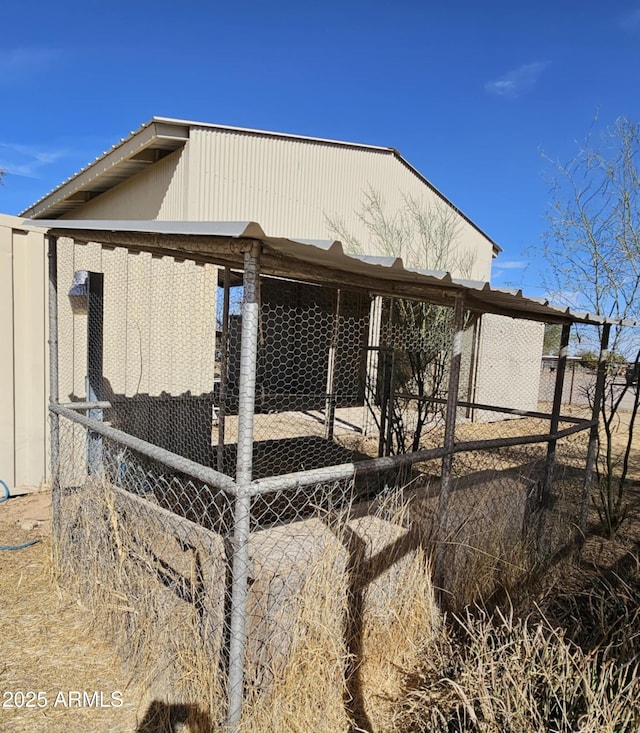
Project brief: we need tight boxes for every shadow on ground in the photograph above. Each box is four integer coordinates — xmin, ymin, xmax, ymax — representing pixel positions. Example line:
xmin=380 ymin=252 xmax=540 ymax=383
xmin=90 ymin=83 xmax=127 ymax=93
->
xmin=136 ymin=700 xmax=214 ymax=733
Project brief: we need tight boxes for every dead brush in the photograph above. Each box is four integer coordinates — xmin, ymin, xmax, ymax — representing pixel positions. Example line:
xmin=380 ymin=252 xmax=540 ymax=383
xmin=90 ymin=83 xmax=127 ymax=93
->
xmin=56 ymin=479 xmax=227 ymax=729
xmin=240 ymin=529 xmax=351 ymax=732
xmin=539 ymin=553 xmax=640 ymax=656
xmin=239 ymin=488 xmax=442 ymax=732
xmin=392 ymin=583 xmax=640 ymax=733
xmin=56 ymin=477 xmax=443 ymax=732
xmin=356 ymin=489 xmax=441 ymax=730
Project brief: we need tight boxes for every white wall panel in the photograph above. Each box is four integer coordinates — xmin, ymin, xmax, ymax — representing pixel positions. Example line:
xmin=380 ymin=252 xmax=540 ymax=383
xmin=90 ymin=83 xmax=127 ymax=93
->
xmin=473 ymin=314 xmax=545 ymax=419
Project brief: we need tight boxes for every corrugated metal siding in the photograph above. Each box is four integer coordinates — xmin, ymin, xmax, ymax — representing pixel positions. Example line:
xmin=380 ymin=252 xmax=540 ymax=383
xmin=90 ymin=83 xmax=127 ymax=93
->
xmin=61 ymin=148 xmax=187 ymax=221
xmin=187 ymin=127 xmax=493 ymax=281
xmin=0 ymin=220 xmax=49 ymax=491
xmin=56 ymin=240 xmax=217 ymax=405
xmin=13 ymin=230 xmax=48 ymax=487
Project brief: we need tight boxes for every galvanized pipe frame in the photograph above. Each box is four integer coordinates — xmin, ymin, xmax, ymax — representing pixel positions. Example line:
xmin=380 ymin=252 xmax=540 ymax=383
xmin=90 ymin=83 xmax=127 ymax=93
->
xmin=48 ymin=235 xmax=60 ymax=550
xmin=226 ymin=243 xmax=261 ymax=730
xmin=46 ymin=230 xmax=607 ymax=725
xmin=542 ymin=323 xmax=572 ymax=507
xmin=49 ymin=377 xmax=596 ymax=725
xmin=390 ymin=394 xmax=590 ymax=425
xmin=49 ymin=403 xmax=594 ymax=497
xmin=434 ymin=294 xmax=466 ymax=594
xmin=51 ymin=404 xmax=237 ymax=494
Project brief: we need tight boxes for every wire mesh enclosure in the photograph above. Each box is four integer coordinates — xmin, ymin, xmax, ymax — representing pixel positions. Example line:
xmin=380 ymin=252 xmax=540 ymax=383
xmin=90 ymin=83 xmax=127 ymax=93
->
xmin=47 ymin=224 xmax=603 ymax=729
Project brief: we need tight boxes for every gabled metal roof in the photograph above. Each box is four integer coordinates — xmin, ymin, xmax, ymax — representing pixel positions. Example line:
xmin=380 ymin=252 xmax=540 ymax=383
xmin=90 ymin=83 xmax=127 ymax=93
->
xmin=20 ymin=121 xmax=189 ymax=219
xmin=19 ymin=116 xmax=501 ymax=254
xmin=23 ymin=218 xmax=636 ymax=328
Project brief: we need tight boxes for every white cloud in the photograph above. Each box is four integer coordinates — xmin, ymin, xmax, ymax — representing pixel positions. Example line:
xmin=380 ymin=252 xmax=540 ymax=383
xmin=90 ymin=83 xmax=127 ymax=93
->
xmin=0 ymin=47 xmax=61 ymax=85
xmin=492 ymin=260 xmax=528 ymax=283
xmin=494 ymin=260 xmax=527 ymax=270
xmin=485 ymin=62 xmax=549 ymax=99
xmin=620 ymin=7 xmax=640 ymax=30
xmin=0 ymin=142 xmax=67 ymax=178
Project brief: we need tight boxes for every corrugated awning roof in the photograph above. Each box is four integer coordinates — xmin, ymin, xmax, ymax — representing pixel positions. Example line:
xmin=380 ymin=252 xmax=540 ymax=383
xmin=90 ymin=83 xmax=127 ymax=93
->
xmin=23 ymin=218 xmax=636 ymax=327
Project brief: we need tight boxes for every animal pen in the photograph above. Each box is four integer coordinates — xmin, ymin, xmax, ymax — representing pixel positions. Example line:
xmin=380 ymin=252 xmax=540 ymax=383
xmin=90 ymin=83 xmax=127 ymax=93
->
xmin=44 ymin=220 xmax=611 ymax=729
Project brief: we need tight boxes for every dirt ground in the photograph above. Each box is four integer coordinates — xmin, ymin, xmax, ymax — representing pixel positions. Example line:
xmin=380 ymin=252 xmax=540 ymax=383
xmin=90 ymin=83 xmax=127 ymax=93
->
xmin=2 ymin=404 xmax=640 ymax=733
xmin=0 ymin=493 xmax=153 ymax=733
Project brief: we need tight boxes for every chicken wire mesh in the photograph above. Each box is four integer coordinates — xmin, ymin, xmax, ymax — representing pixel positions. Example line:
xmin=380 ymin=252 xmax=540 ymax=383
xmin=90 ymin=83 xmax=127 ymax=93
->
xmin=54 ymin=415 xmax=231 ymax=724
xmin=49 ymin=235 xmax=597 ymax=728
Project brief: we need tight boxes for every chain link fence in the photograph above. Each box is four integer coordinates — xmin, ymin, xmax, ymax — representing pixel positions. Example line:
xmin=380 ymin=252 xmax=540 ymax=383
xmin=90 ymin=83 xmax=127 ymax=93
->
xmin=48 ymin=233 xmax=598 ymax=730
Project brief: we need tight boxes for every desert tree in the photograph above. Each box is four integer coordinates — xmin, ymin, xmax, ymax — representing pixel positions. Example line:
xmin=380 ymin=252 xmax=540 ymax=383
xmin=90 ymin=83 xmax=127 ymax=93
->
xmin=327 ymin=188 xmax=475 ymax=454
xmin=543 ymin=116 xmax=640 ymax=535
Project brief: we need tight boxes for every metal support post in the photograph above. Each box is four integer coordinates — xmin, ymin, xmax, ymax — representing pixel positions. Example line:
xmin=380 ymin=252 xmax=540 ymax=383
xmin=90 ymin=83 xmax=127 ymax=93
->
xmin=435 ymin=295 xmax=465 ymax=596
xmin=384 ymin=349 xmax=398 ymax=457
xmin=580 ymin=323 xmax=610 ymax=536
xmin=538 ymin=322 xmax=571 ymax=551
xmin=464 ymin=314 xmax=481 ymax=420
xmin=377 ymin=298 xmax=396 ymax=457
xmin=363 ymin=295 xmax=382 ymax=435
xmin=48 ymin=236 xmax=60 ymax=547
xmin=325 ymin=289 xmax=342 ymax=440
xmin=226 ymin=245 xmax=260 ymax=729
xmin=86 ymin=272 xmax=104 ymax=476
xmin=217 ymin=267 xmax=231 ymax=473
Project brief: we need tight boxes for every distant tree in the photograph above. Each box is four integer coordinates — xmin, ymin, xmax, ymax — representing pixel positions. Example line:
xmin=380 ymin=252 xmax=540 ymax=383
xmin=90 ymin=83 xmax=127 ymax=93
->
xmin=543 ymin=324 xmax=562 ymax=355
xmin=543 ymin=117 xmax=640 ymax=536
xmin=577 ymin=350 xmax=599 ymax=371
xmin=327 ymin=188 xmax=475 ymax=454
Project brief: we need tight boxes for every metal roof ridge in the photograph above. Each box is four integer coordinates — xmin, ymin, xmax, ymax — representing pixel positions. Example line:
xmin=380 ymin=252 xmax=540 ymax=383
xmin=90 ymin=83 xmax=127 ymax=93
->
xmin=151 ymin=116 xmax=396 ymax=154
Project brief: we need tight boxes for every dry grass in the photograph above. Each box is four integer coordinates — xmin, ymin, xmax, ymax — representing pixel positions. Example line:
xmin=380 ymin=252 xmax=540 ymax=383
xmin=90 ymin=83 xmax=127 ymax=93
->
xmin=56 ymin=481 xmax=227 ymax=731
xmin=240 ymin=534 xmax=351 ymax=732
xmin=54 ymin=477 xmax=445 ymax=732
xmin=392 ymin=602 xmax=640 ymax=733
xmin=0 ymin=534 xmax=146 ymax=733
xmin=390 ymin=492 xmax=640 ymax=733
xmin=240 ymin=495 xmax=441 ymax=732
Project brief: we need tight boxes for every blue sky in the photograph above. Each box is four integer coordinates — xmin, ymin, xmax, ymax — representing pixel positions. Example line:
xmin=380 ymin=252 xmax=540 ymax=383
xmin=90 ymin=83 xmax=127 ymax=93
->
xmin=1 ymin=0 xmax=639 ymax=297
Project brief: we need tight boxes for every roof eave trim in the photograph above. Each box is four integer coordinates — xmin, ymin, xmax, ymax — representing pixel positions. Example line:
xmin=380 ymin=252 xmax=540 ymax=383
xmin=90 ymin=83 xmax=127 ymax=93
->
xmin=20 ymin=121 xmax=189 ymax=219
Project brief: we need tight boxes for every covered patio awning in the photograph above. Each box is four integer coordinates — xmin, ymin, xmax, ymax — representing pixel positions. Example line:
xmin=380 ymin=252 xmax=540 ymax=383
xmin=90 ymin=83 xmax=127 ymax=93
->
xmin=23 ymin=218 xmax=639 ymax=327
